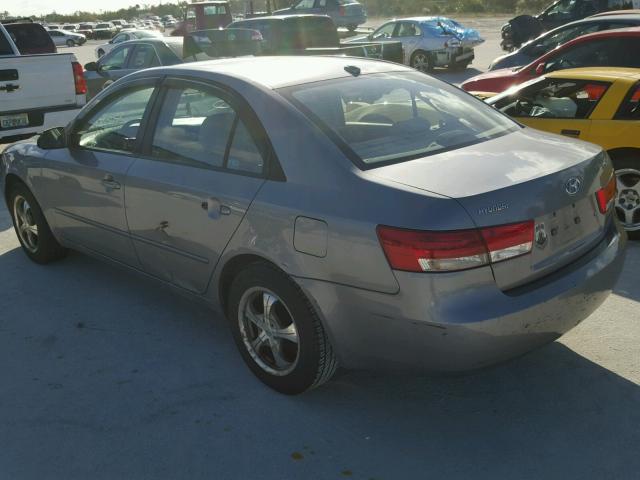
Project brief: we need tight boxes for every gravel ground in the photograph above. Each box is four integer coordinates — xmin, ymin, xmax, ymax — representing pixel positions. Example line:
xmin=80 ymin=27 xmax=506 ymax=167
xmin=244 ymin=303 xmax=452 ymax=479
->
xmin=1 ymin=16 xmax=639 ymax=479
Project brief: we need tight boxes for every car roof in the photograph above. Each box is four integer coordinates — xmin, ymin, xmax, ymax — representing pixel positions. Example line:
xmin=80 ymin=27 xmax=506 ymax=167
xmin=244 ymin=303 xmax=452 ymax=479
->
xmin=544 ymin=67 xmax=640 ymax=82
xmin=150 ymin=56 xmax=410 ymax=89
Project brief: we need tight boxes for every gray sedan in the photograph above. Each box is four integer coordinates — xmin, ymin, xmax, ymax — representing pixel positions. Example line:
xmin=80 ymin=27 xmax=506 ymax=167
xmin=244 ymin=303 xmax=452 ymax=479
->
xmin=0 ymin=57 xmax=626 ymax=394
xmin=48 ymin=29 xmax=86 ymax=47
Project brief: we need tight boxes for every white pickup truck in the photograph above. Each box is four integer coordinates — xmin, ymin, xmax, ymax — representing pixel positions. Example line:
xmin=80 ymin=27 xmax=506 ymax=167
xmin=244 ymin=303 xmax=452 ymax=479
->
xmin=0 ymin=23 xmax=86 ymax=143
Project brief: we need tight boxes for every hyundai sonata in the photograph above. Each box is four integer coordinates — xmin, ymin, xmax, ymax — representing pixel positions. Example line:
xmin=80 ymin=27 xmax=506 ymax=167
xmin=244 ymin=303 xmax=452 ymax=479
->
xmin=0 ymin=56 xmax=626 ymax=394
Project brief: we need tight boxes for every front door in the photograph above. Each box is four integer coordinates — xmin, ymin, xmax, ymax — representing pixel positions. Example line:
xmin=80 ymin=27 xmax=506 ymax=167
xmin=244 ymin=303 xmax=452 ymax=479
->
xmin=124 ymin=79 xmax=268 ymax=293
xmin=41 ymin=80 xmax=158 ymax=266
xmin=86 ymin=44 xmax=135 ymax=98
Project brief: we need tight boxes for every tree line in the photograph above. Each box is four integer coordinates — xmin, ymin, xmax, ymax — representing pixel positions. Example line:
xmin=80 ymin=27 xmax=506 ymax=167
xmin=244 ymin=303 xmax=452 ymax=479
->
xmin=1 ymin=0 xmax=549 ymax=24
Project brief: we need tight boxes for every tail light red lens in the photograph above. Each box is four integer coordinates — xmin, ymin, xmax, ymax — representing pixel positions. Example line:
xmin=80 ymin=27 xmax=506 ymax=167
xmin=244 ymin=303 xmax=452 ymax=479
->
xmin=72 ymin=61 xmax=87 ymax=95
xmin=377 ymin=221 xmax=534 ymax=273
xmin=595 ymin=175 xmax=616 ymax=214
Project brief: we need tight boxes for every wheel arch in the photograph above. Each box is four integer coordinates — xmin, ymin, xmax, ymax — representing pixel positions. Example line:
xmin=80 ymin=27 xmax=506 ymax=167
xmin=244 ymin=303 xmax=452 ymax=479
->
xmin=3 ymin=173 xmax=27 ymax=206
xmin=217 ymin=253 xmax=281 ymax=315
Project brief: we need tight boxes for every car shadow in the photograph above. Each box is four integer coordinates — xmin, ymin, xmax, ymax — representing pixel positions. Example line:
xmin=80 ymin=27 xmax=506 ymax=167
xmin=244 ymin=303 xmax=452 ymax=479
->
xmin=0 ymin=205 xmax=12 ymax=232
xmin=613 ymin=240 xmax=640 ymax=302
xmin=433 ymin=67 xmax=484 ymax=86
xmin=0 ymin=244 xmax=638 ymax=478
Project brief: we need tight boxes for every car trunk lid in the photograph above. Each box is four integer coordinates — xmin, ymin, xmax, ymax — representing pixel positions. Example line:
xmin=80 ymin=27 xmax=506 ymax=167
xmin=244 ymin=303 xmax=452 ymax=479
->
xmin=369 ymin=129 xmax=613 ymax=290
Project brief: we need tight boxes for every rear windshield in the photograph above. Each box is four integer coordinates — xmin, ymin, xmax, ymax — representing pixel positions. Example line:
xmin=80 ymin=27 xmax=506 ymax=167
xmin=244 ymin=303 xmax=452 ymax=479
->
xmin=5 ymin=24 xmax=54 ymax=53
xmin=283 ymin=72 xmax=518 ymax=168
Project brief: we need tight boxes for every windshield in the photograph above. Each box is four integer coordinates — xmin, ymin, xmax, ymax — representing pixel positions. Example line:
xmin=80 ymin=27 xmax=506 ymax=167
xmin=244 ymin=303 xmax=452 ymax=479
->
xmin=283 ymin=72 xmax=518 ymax=168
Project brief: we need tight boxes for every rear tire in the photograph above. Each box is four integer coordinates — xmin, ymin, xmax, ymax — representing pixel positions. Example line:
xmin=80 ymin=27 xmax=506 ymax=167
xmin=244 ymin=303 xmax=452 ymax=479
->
xmin=8 ymin=183 xmax=67 ymax=264
xmin=227 ymin=262 xmax=338 ymax=395
xmin=346 ymin=24 xmax=357 ymax=32
xmin=448 ymin=60 xmax=471 ymax=72
xmin=66 ymin=39 xmax=75 ymax=47
xmin=611 ymin=155 xmax=640 ymax=240
xmin=411 ymin=50 xmax=434 ymax=73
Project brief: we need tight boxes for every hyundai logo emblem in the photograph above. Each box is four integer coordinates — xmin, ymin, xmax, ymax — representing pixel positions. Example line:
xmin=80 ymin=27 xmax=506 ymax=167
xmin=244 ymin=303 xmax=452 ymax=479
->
xmin=564 ymin=177 xmax=582 ymax=196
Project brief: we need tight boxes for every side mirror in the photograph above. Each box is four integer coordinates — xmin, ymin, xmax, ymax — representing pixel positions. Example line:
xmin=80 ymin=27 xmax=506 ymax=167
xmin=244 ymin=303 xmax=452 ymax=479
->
xmin=37 ymin=127 xmax=67 ymax=150
xmin=85 ymin=61 xmax=98 ymax=72
xmin=108 ymin=39 xmax=113 ymax=44
xmin=535 ymin=62 xmax=546 ymax=75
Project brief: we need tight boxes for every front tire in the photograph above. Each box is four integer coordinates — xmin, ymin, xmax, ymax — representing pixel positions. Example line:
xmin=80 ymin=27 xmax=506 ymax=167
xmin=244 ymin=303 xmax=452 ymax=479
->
xmin=66 ymin=39 xmax=75 ymax=47
xmin=612 ymin=156 xmax=640 ymax=240
xmin=9 ymin=183 xmax=67 ymax=264
xmin=411 ymin=50 xmax=434 ymax=73
xmin=227 ymin=262 xmax=338 ymax=395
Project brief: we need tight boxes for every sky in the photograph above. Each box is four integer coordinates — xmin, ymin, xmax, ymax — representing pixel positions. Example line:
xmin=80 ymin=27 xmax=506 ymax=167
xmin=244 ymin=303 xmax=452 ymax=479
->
xmin=9 ymin=0 xmax=151 ymax=16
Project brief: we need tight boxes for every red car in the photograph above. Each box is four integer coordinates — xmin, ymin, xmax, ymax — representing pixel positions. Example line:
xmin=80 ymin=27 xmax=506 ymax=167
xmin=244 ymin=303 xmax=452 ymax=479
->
xmin=462 ymin=27 xmax=640 ymax=94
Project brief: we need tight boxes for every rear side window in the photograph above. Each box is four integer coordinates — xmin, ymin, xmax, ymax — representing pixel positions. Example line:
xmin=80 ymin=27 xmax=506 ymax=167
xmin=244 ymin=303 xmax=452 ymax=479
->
xmin=149 ymin=86 xmax=265 ymax=175
xmin=5 ymin=24 xmax=54 ymax=53
xmin=492 ymin=79 xmax=610 ymax=119
xmin=615 ymin=83 xmax=640 ymax=120
xmin=284 ymin=72 xmax=518 ymax=168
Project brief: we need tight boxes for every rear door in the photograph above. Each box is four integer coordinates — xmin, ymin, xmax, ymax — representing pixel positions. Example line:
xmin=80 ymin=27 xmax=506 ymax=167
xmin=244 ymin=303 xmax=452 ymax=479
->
xmin=393 ymin=21 xmax=421 ymax=64
xmin=124 ymin=78 xmax=269 ymax=293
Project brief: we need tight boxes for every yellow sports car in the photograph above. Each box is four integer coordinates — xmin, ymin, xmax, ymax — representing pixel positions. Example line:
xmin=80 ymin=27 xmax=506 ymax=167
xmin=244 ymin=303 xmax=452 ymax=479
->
xmin=488 ymin=67 xmax=640 ymax=237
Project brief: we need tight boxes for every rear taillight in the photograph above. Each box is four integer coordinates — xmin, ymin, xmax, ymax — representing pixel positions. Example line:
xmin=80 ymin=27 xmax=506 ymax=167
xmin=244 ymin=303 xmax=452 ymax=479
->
xmin=72 ymin=61 xmax=87 ymax=95
xmin=377 ymin=221 xmax=534 ymax=273
xmin=595 ymin=175 xmax=616 ymax=214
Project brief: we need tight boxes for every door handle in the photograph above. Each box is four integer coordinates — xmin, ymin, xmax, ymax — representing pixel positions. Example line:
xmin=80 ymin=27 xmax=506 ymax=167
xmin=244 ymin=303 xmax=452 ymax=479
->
xmin=561 ymin=129 xmax=581 ymax=137
xmin=101 ymin=174 xmax=121 ymax=190
xmin=201 ymin=198 xmax=231 ymax=216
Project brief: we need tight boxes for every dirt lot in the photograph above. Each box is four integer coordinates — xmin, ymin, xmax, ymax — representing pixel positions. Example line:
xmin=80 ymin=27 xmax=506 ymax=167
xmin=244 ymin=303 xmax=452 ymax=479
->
xmin=1 ymin=16 xmax=639 ymax=479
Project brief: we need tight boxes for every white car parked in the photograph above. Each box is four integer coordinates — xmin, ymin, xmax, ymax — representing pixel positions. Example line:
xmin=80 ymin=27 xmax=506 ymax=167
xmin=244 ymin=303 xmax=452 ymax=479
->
xmin=95 ymin=29 xmax=163 ymax=57
xmin=48 ymin=29 xmax=86 ymax=47
xmin=346 ymin=16 xmax=484 ymax=72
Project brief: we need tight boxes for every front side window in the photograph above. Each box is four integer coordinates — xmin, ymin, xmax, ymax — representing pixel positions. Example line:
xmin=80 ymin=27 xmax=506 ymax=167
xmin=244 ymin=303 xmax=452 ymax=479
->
xmin=527 ymin=23 xmax=598 ymax=55
xmin=101 ymin=45 xmax=132 ymax=71
xmin=492 ymin=79 xmax=610 ymax=119
xmin=284 ymin=72 xmax=518 ymax=168
xmin=76 ymin=86 xmax=155 ymax=153
xmin=546 ymin=38 xmax=638 ymax=72
xmin=616 ymin=83 xmax=640 ymax=120
xmin=149 ymin=86 xmax=265 ymax=175
xmin=372 ymin=22 xmax=396 ymax=40
xmin=546 ymin=0 xmax=578 ymax=15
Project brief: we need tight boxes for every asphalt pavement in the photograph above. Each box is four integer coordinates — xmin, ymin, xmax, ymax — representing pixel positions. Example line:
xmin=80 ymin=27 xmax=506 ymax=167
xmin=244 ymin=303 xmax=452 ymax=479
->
xmin=1 ymin=17 xmax=639 ymax=479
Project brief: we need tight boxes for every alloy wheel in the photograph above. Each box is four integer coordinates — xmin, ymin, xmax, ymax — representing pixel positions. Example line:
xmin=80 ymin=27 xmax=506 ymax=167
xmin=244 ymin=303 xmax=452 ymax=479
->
xmin=412 ymin=53 xmax=431 ymax=73
xmin=13 ymin=195 xmax=39 ymax=253
xmin=615 ymin=168 xmax=640 ymax=232
xmin=238 ymin=287 xmax=300 ymax=376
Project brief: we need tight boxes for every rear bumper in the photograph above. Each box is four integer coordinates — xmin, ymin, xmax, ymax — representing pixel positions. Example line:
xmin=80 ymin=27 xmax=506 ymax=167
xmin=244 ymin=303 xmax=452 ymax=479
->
xmin=296 ymin=220 xmax=626 ymax=372
xmin=0 ymin=105 xmax=81 ymax=142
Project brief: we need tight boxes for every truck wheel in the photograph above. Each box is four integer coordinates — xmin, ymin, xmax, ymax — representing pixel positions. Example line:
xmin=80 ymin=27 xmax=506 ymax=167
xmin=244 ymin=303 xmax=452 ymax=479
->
xmin=9 ymin=183 xmax=67 ymax=264
xmin=227 ymin=262 xmax=338 ymax=395
xmin=411 ymin=50 xmax=433 ymax=73
xmin=612 ymin=156 xmax=640 ymax=240
xmin=66 ymin=39 xmax=75 ymax=47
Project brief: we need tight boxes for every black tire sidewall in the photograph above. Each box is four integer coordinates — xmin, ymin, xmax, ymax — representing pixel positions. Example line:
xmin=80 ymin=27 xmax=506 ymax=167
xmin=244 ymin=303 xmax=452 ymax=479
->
xmin=9 ymin=183 xmax=65 ymax=263
xmin=227 ymin=264 xmax=325 ymax=395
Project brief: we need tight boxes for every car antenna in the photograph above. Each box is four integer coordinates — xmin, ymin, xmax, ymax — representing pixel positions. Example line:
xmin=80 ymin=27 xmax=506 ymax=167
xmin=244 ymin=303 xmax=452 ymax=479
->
xmin=344 ymin=65 xmax=361 ymax=77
